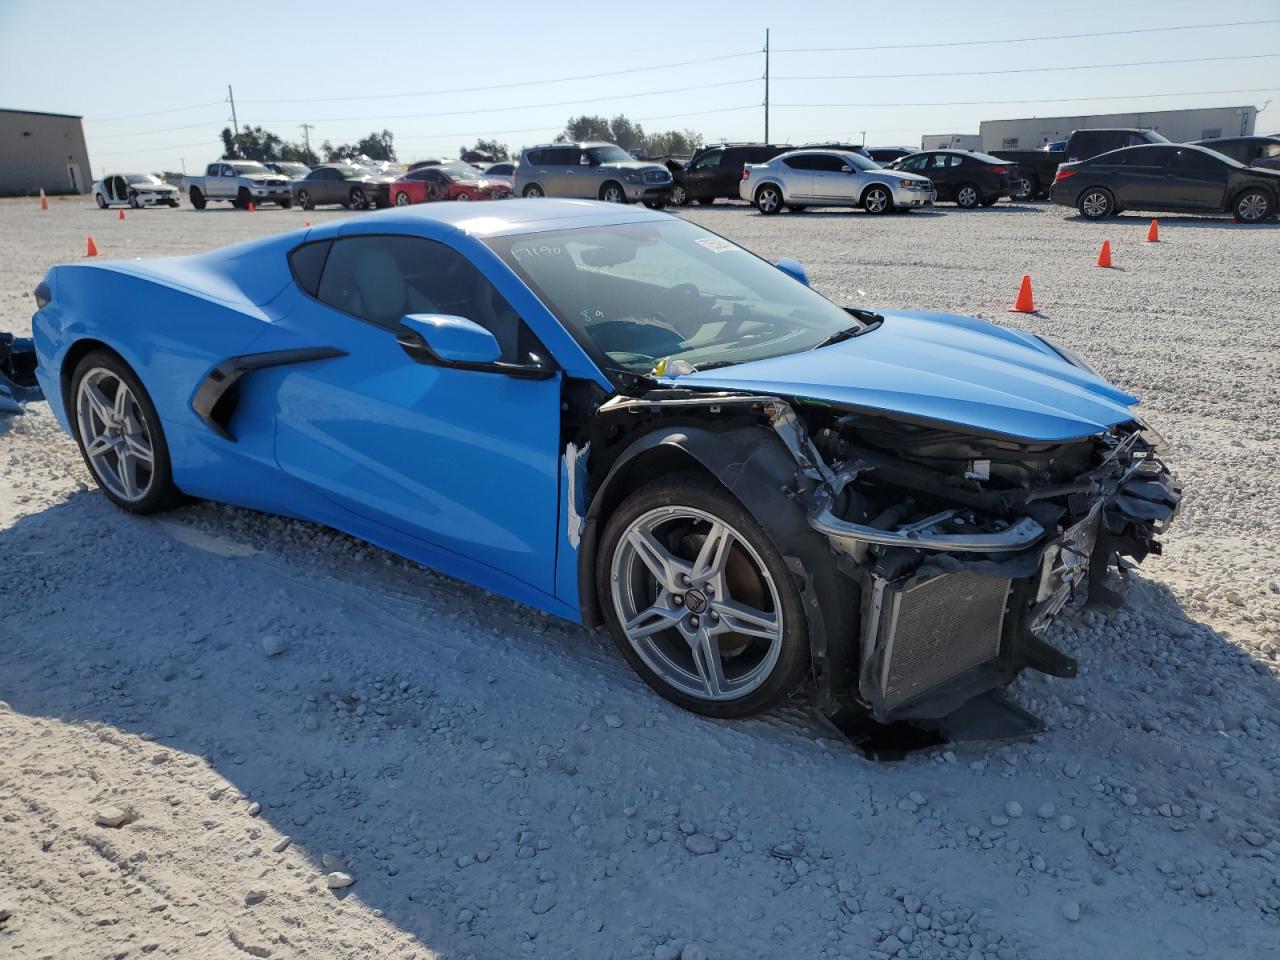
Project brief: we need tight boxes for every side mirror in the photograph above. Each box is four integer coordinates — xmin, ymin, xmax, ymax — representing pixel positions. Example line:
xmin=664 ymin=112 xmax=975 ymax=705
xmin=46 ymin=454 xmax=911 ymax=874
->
xmin=775 ymin=258 xmax=809 ymax=287
xmin=395 ymin=314 xmax=556 ymax=380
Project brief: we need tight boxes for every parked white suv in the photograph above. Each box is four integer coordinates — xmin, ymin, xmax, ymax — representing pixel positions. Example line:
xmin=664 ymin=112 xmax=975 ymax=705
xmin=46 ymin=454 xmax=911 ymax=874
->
xmin=740 ymin=150 xmax=934 ymax=215
xmin=513 ymin=142 xmax=672 ymax=207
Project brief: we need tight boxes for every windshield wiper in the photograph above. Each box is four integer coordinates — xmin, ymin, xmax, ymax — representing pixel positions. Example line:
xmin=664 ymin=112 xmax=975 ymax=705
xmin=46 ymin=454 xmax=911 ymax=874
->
xmin=691 ymin=359 xmax=742 ymax=371
xmin=810 ymin=309 xmax=884 ymax=351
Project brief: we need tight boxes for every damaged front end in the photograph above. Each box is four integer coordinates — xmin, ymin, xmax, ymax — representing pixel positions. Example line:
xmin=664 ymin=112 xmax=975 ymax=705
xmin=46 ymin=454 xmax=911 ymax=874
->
xmin=0 ymin=332 xmax=43 ymax=414
xmin=782 ymin=400 xmax=1179 ymax=722
xmin=582 ymin=386 xmax=1179 ymax=725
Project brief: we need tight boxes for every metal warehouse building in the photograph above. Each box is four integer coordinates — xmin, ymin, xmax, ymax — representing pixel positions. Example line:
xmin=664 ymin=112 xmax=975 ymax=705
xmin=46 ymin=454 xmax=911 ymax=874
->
xmin=0 ymin=108 xmax=92 ymax=197
xmin=980 ymin=105 xmax=1259 ymax=152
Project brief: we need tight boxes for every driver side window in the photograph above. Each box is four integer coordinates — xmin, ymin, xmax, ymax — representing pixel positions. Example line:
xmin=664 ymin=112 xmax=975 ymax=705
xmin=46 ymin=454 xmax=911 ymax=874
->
xmin=308 ymin=235 xmax=538 ymax=363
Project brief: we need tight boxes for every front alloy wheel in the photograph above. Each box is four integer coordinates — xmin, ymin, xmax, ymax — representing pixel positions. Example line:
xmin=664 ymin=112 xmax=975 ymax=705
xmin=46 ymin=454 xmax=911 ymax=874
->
xmin=1234 ymin=189 xmax=1274 ymax=223
xmin=349 ymin=187 xmax=368 ymax=210
xmin=599 ymin=476 xmax=807 ymax=717
xmin=600 ymin=183 xmax=626 ymax=203
xmin=863 ymin=185 xmax=892 ymax=214
xmin=670 ymin=183 xmax=688 ymax=206
xmin=297 ymin=190 xmax=313 ymax=210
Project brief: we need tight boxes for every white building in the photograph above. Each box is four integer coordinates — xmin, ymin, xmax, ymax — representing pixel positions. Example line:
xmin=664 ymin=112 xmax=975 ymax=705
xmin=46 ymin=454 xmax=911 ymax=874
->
xmin=921 ymin=133 xmax=981 ymax=151
xmin=979 ymin=105 xmax=1258 ymax=152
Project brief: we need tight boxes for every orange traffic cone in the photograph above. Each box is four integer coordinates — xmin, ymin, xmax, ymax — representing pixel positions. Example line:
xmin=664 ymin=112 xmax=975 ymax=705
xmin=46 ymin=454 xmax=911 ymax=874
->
xmin=39 ymin=188 xmax=48 ymax=210
xmin=1009 ymin=275 xmax=1036 ymax=313
xmin=247 ymin=201 xmax=256 ymax=213
xmin=1146 ymin=219 xmax=1159 ymax=242
xmin=86 ymin=236 xmax=98 ymax=257
xmin=1096 ymin=240 xmax=1112 ymax=268
xmin=118 ymin=208 xmax=126 ymax=221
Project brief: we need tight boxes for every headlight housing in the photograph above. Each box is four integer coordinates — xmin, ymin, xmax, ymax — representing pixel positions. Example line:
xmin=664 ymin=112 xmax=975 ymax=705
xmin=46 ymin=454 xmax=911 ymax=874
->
xmin=623 ymin=172 xmax=642 ymax=184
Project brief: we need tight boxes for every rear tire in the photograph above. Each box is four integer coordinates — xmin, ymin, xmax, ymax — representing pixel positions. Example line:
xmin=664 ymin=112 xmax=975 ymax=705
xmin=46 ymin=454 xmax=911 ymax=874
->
xmin=522 ymin=183 xmax=545 ymax=198
xmin=189 ymin=187 xmax=206 ymax=210
xmin=1233 ymin=187 xmax=1275 ymax=223
xmin=754 ymin=184 xmax=783 ymax=214
xmin=1077 ymin=187 xmax=1114 ymax=220
xmin=1011 ymin=173 xmax=1040 ymax=200
xmin=69 ymin=350 xmax=180 ymax=516
xmin=955 ymin=183 xmax=980 ymax=208
xmin=596 ymin=473 xmax=809 ymax=718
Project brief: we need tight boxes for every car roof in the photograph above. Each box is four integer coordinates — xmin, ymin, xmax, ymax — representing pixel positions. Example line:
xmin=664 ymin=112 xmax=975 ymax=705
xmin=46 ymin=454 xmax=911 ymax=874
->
xmin=1195 ymin=135 xmax=1280 ymax=144
xmin=310 ymin=197 xmax=669 ymax=240
xmin=525 ymin=141 xmax=614 ymax=150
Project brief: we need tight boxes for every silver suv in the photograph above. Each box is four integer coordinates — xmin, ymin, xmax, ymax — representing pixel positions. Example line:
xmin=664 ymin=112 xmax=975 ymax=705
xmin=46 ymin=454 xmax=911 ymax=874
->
xmin=514 ymin=142 xmax=673 ymax=207
xmin=740 ymin=149 xmax=934 ymax=215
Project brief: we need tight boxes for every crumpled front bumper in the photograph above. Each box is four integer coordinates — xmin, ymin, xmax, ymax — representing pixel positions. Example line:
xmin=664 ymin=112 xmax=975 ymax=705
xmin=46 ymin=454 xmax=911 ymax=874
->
xmin=0 ymin=332 xmax=42 ymax=414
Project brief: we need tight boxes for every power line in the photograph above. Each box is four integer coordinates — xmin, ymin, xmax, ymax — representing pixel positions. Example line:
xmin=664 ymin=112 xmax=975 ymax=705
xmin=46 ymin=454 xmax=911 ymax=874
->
xmin=248 ymin=78 xmax=759 ymax=125
xmin=238 ymin=49 xmax=760 ymax=104
xmin=91 ymin=118 xmax=226 ymax=141
xmin=773 ymin=18 xmax=1280 ymax=53
xmin=774 ymin=87 xmax=1280 ymax=109
xmin=86 ymin=100 xmax=225 ymax=123
xmin=775 ymin=52 xmax=1280 ymax=82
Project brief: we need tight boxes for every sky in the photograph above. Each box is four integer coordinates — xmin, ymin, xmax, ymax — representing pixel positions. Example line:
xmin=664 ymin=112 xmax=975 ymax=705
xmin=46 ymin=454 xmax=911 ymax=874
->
xmin=2 ymin=0 xmax=1278 ymax=176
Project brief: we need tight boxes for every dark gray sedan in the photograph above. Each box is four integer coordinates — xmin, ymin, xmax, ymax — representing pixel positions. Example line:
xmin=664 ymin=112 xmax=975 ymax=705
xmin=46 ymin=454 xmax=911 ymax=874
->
xmin=1051 ymin=144 xmax=1280 ymax=223
xmin=292 ymin=165 xmax=393 ymax=210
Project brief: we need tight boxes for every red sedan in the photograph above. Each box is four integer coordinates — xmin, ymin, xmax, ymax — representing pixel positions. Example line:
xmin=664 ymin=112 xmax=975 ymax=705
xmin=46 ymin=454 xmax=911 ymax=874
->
xmin=391 ymin=162 xmax=510 ymax=205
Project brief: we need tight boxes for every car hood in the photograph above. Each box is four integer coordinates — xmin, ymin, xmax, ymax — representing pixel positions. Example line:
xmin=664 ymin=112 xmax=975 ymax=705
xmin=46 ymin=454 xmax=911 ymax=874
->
xmin=601 ymin=161 xmax=669 ymax=174
xmin=665 ymin=309 xmax=1140 ymax=442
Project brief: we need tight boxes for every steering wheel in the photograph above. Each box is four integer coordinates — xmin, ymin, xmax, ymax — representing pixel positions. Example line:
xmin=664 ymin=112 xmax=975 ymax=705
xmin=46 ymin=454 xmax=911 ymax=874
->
xmin=655 ymin=283 xmax=709 ymax=339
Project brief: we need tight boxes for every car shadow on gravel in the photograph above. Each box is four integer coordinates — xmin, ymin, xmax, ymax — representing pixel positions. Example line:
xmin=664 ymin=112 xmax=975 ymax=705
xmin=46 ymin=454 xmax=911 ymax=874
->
xmin=3 ymin=492 xmax=1278 ymax=957
xmin=1061 ymin=213 xmax=1278 ymax=230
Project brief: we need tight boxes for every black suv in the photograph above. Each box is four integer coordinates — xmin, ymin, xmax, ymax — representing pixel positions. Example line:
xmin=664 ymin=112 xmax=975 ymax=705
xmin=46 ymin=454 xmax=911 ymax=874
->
xmin=672 ymin=144 xmax=792 ymax=205
xmin=890 ymin=150 xmax=1017 ymax=207
xmin=1192 ymin=136 xmax=1280 ymax=171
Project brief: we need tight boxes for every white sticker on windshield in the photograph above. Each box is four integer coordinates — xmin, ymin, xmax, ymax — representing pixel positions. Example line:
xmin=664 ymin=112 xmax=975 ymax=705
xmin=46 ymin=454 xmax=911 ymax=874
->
xmin=694 ymin=236 xmax=736 ymax=254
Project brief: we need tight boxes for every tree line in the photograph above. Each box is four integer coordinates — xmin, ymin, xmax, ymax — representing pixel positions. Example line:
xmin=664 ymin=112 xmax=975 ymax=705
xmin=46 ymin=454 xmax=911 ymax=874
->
xmin=215 ymin=113 xmax=704 ymax=167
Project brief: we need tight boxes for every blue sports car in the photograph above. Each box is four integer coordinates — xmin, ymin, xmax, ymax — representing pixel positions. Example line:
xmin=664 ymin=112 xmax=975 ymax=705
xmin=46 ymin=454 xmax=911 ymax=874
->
xmin=30 ymin=200 xmax=1179 ymax=722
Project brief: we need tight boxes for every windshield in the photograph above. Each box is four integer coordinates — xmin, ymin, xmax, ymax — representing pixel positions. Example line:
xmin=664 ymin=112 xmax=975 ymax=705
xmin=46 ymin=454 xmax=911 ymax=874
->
xmin=126 ymin=174 xmax=162 ymax=185
xmin=277 ymin=163 xmax=309 ymax=176
xmin=486 ymin=219 xmax=870 ymax=375
xmin=338 ymin=167 xmax=370 ymax=180
xmin=441 ymin=162 xmax=479 ymax=179
xmin=841 ymin=152 xmax=880 ymax=171
xmin=232 ymin=162 xmax=271 ymax=175
xmin=587 ymin=145 xmax=634 ymax=164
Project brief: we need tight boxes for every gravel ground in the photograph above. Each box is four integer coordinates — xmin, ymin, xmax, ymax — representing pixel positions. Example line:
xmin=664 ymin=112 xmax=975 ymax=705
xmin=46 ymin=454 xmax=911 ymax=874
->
xmin=1 ymin=196 xmax=1278 ymax=960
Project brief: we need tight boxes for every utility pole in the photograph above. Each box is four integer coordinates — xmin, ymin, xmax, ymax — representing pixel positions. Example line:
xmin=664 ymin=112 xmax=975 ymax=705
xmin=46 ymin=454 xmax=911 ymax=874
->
xmin=763 ymin=29 xmax=770 ymax=144
xmin=300 ymin=123 xmax=314 ymax=162
xmin=227 ymin=84 xmax=239 ymax=137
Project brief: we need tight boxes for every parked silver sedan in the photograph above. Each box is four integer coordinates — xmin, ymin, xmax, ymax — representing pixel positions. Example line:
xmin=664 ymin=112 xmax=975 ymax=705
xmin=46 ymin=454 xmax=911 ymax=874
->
xmin=739 ymin=149 xmax=934 ymax=214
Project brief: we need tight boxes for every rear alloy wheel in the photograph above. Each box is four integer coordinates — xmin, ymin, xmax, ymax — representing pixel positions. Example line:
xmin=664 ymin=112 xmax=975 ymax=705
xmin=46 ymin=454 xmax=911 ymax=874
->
xmin=600 ymin=182 xmax=626 ymax=203
xmin=955 ymin=184 xmax=980 ymax=208
xmin=670 ymin=183 xmax=688 ymax=206
xmin=1012 ymin=174 xmax=1039 ymax=200
xmin=349 ymin=187 xmax=368 ymax=210
xmin=394 ymin=191 xmax=412 ymax=206
xmin=754 ymin=184 xmax=782 ymax=214
xmin=71 ymin=352 xmax=179 ymax=515
xmin=862 ymin=184 xmax=893 ymax=214
xmin=297 ymin=189 xmax=314 ymax=210
xmin=189 ymin=187 xmax=206 ymax=210
xmin=1233 ymin=188 xmax=1274 ymax=223
xmin=95 ymin=193 xmax=107 ymax=209
xmin=523 ymin=184 xmax=545 ymax=198
xmin=598 ymin=475 xmax=808 ymax=718
xmin=1077 ymin=187 xmax=1114 ymax=220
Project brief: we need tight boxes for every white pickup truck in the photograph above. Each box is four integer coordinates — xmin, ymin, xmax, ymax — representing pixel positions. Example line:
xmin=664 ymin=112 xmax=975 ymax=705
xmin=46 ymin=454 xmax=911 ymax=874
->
xmin=182 ymin=160 xmax=293 ymax=209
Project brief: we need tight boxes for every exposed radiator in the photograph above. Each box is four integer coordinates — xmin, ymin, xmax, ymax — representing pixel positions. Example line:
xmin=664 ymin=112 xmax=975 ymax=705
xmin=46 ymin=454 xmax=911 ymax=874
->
xmin=876 ymin=573 xmax=1011 ymax=710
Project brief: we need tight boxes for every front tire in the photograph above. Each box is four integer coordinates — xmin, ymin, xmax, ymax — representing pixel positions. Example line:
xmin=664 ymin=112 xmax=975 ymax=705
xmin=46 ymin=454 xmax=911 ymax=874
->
xmin=235 ymin=187 xmax=251 ymax=210
xmin=349 ymin=187 xmax=368 ymax=210
xmin=95 ymin=193 xmax=107 ymax=209
xmin=1077 ymin=187 xmax=1114 ymax=220
xmin=394 ymin=191 xmax=412 ymax=206
xmin=70 ymin=351 xmax=179 ymax=515
xmin=955 ymin=183 xmax=980 ymax=208
xmin=599 ymin=182 xmax=626 ymax=204
xmin=297 ymin=189 xmax=314 ymax=210
xmin=598 ymin=474 xmax=809 ymax=718
xmin=754 ymin=184 xmax=783 ymax=214
xmin=128 ymin=192 xmax=140 ymax=209
xmin=861 ymin=184 xmax=894 ymax=214
xmin=189 ymin=187 xmax=206 ymax=210
xmin=670 ymin=183 xmax=688 ymax=206
xmin=1233 ymin=187 xmax=1275 ymax=223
